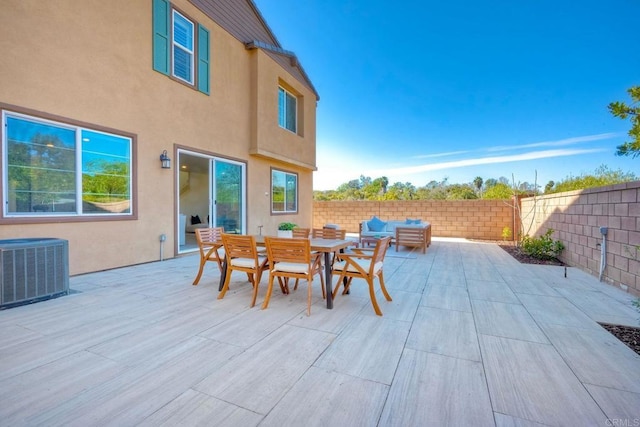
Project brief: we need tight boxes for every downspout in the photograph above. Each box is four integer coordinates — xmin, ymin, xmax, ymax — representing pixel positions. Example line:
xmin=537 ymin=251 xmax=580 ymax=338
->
xmin=598 ymin=227 xmax=607 ymax=281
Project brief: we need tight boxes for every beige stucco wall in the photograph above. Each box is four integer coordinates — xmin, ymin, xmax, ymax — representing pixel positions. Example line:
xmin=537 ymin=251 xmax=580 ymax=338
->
xmin=250 ymin=50 xmax=317 ymax=169
xmin=0 ymin=0 xmax=317 ymax=275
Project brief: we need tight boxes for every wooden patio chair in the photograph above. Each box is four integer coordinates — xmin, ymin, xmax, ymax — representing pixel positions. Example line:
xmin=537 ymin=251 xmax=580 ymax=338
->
xmin=192 ymin=227 xmax=225 ymax=285
xmin=395 ymin=226 xmax=430 ymax=254
xmin=312 ymin=227 xmax=346 ymax=239
xmin=262 ymin=237 xmax=325 ymax=316
xmin=292 ymin=227 xmax=310 ymax=238
xmin=218 ymin=234 xmax=269 ymax=308
xmin=331 ymin=236 xmax=392 ymax=316
xmin=312 ymin=227 xmax=351 ymax=267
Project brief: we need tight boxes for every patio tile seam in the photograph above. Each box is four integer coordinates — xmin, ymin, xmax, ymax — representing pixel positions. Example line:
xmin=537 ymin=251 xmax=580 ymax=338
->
xmin=466 ymin=319 xmax=498 ymax=424
xmin=504 ymin=294 xmax=637 ymax=402
xmin=420 ymin=303 xmax=473 ymax=314
xmin=513 ymin=292 xmax=606 ymax=332
xmin=477 ymin=332 xmax=608 ymax=425
xmin=403 ymin=346 xmax=485 ymax=365
xmin=523 ymin=338 xmax=638 ymax=420
xmin=581 ymin=381 xmax=640 ymax=395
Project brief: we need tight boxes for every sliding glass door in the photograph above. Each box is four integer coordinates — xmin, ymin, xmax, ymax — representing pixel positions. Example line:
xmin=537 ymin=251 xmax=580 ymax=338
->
xmin=177 ymin=150 xmax=245 ymax=253
xmin=213 ymin=159 xmax=244 ymax=234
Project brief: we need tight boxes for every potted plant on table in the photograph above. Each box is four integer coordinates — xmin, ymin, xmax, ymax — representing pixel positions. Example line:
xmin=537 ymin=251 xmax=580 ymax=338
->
xmin=277 ymin=222 xmax=297 ymax=238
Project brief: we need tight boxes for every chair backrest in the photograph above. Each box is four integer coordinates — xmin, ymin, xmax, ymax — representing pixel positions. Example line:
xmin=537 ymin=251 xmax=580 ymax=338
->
xmin=265 ymin=236 xmax=311 ymax=265
xmin=369 ymin=236 xmax=392 ymax=274
xmin=292 ymin=227 xmax=310 ymax=239
xmin=312 ymin=228 xmax=346 ymax=239
xmin=222 ymin=234 xmax=258 ymax=262
xmin=195 ymin=227 xmax=224 ymax=248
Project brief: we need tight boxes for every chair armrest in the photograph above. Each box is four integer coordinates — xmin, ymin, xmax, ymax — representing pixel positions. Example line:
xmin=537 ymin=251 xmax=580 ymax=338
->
xmin=340 ymin=250 xmax=373 ymax=260
xmin=350 ymin=247 xmax=374 ymax=254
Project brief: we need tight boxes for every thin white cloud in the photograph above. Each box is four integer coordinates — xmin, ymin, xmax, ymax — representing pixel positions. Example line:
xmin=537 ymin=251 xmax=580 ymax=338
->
xmin=412 ymin=150 xmax=471 ymax=159
xmin=487 ymin=132 xmax=621 ymax=152
xmin=369 ymin=148 xmax=607 ymax=176
xmin=315 ymin=132 xmax=620 ymax=190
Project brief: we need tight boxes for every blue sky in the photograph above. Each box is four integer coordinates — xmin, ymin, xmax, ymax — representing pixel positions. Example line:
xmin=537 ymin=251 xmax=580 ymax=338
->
xmin=255 ymin=0 xmax=639 ymax=191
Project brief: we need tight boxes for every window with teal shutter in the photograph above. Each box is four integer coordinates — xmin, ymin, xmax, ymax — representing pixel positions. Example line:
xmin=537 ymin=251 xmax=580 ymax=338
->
xmin=152 ymin=0 xmax=169 ymax=75
xmin=152 ymin=0 xmax=210 ymax=95
xmin=172 ymin=10 xmax=194 ymax=84
xmin=197 ymin=25 xmax=210 ymax=95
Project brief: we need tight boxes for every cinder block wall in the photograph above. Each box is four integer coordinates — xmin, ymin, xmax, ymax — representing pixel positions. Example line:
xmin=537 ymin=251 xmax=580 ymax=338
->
xmin=312 ymin=200 xmax=516 ymax=240
xmin=520 ymin=181 xmax=640 ymax=296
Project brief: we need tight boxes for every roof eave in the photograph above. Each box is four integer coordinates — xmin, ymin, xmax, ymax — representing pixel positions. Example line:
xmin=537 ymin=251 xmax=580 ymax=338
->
xmin=245 ymin=40 xmax=320 ymax=101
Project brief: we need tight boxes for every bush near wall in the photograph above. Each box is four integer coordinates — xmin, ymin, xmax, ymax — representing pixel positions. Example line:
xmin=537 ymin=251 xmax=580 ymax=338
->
xmin=312 ymin=199 xmax=516 ymax=241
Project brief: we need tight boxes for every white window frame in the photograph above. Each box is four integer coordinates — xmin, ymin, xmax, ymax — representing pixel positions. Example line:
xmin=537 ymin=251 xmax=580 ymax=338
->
xmin=2 ymin=111 xmax=133 ymax=218
xmin=172 ymin=9 xmax=195 ymax=85
xmin=278 ymin=86 xmax=298 ymax=133
xmin=271 ymin=169 xmax=298 ymax=214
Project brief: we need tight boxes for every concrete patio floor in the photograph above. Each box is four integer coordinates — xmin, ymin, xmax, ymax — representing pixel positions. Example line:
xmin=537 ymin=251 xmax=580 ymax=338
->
xmin=1 ymin=238 xmax=639 ymax=426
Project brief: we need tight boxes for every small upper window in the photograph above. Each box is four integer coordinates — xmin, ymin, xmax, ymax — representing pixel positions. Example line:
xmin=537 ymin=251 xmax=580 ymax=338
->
xmin=278 ymin=87 xmax=297 ymax=133
xmin=172 ymin=10 xmax=194 ymax=84
xmin=271 ymin=169 xmax=297 ymax=213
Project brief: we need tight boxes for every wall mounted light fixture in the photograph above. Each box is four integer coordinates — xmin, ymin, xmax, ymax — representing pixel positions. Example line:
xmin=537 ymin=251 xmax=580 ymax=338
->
xmin=160 ymin=150 xmax=171 ymax=169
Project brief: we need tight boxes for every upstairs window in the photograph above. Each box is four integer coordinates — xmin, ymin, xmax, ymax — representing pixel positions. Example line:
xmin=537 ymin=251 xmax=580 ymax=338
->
xmin=271 ymin=169 xmax=297 ymax=214
xmin=172 ymin=10 xmax=194 ymax=84
xmin=152 ymin=0 xmax=210 ymax=95
xmin=278 ymin=86 xmax=297 ymax=133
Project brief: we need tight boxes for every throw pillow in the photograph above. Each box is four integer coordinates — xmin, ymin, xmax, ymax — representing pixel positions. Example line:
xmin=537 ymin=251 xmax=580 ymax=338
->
xmin=191 ymin=215 xmax=201 ymax=225
xmin=367 ymin=216 xmax=387 ymax=232
xmin=405 ymin=218 xmax=422 ymax=224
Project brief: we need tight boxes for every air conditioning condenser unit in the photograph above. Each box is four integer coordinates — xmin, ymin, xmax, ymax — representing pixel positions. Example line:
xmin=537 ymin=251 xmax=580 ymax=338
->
xmin=0 ymin=238 xmax=69 ymax=309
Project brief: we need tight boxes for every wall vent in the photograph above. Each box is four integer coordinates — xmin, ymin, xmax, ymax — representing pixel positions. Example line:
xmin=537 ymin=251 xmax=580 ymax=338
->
xmin=0 ymin=238 xmax=69 ymax=309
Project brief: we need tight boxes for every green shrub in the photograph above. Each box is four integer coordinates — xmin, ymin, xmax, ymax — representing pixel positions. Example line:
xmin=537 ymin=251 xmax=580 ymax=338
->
xmin=501 ymin=226 xmax=512 ymax=241
xmin=278 ymin=222 xmax=297 ymax=231
xmin=521 ymin=229 xmax=565 ymax=260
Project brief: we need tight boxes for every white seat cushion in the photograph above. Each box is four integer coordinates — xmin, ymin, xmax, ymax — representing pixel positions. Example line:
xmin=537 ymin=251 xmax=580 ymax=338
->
xmin=272 ymin=262 xmax=309 ymax=274
xmin=231 ymin=256 xmax=266 ymax=268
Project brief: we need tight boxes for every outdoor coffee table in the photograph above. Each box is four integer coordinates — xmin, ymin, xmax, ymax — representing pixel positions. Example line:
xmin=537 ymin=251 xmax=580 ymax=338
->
xmin=361 ymin=235 xmax=393 ymax=247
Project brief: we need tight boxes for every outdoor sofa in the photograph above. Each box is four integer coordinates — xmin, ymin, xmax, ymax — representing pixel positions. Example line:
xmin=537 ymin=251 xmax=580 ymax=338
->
xmin=359 ymin=216 xmax=431 ymax=253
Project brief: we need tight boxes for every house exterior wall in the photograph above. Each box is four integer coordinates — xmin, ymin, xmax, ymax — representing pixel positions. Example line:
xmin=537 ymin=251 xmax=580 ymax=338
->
xmin=312 ymin=200 xmax=517 ymax=240
xmin=520 ymin=181 xmax=640 ymax=296
xmin=250 ymin=50 xmax=317 ymax=169
xmin=0 ymin=0 xmax=317 ymax=275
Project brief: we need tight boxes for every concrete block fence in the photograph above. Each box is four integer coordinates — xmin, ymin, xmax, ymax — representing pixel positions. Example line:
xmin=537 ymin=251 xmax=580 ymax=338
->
xmin=312 ymin=199 xmax=517 ymax=241
xmin=313 ymin=181 xmax=639 ymax=296
xmin=520 ymin=180 xmax=640 ymax=296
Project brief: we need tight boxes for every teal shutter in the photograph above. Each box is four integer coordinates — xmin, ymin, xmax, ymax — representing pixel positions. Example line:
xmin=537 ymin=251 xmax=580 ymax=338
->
xmin=152 ymin=0 xmax=170 ymax=75
xmin=197 ymin=24 xmax=210 ymax=95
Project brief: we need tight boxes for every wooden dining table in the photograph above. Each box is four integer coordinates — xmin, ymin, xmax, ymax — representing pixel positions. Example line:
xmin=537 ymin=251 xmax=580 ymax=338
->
xmin=217 ymin=236 xmax=354 ymax=309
